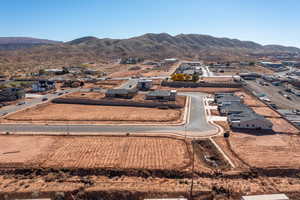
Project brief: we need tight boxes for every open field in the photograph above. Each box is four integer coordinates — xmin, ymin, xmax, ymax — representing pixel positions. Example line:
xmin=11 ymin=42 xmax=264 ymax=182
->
xmin=0 ymin=135 xmax=190 ymax=170
xmin=4 ymin=103 xmax=183 ymax=124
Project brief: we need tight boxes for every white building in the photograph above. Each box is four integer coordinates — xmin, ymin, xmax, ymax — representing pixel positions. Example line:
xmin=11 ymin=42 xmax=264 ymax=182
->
xmin=241 ymin=193 xmax=289 ymax=200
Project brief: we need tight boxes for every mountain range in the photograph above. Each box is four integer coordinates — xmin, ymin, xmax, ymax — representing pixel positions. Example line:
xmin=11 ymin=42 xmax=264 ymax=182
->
xmin=0 ymin=37 xmax=61 ymax=50
xmin=0 ymin=33 xmax=299 ymax=74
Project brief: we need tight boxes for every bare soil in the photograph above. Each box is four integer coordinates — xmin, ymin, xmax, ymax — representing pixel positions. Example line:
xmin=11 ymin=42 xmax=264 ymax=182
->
xmin=202 ymin=77 xmax=234 ymax=83
xmin=84 ymin=80 xmax=125 ymax=89
xmin=228 ymin=130 xmax=300 ymax=168
xmin=64 ymin=92 xmax=186 ymax=108
xmin=251 ymin=106 xmax=281 ymax=118
xmin=235 ymin=91 xmax=265 ymax=107
xmin=4 ymin=103 xmax=182 ymax=123
xmin=0 ymin=136 xmax=190 ymax=170
xmin=267 ymin=117 xmax=300 ymax=134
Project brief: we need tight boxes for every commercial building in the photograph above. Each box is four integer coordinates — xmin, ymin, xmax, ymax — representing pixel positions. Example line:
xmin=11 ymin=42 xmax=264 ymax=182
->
xmin=146 ymin=90 xmax=177 ymax=101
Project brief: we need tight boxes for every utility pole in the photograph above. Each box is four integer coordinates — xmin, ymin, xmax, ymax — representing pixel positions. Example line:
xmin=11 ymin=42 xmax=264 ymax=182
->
xmin=189 ymin=139 xmax=195 ymax=200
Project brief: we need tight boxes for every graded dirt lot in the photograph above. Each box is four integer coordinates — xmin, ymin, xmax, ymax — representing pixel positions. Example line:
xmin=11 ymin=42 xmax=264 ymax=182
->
xmin=64 ymin=92 xmax=186 ymax=107
xmin=0 ymin=135 xmax=190 ymax=170
xmin=1 ymin=135 xmax=300 ymax=199
xmin=235 ymin=91 xmax=265 ymax=107
xmin=44 ymin=136 xmax=190 ymax=169
xmin=251 ymin=106 xmax=281 ymax=118
xmin=228 ymin=131 xmax=300 ymax=168
xmin=213 ymin=117 xmax=300 ymax=168
xmin=0 ymin=136 xmax=55 ymax=167
xmin=4 ymin=103 xmax=182 ymax=124
xmin=267 ymin=117 xmax=299 ymax=134
xmin=202 ymin=77 xmax=234 ymax=83
xmin=84 ymin=80 xmax=125 ymax=89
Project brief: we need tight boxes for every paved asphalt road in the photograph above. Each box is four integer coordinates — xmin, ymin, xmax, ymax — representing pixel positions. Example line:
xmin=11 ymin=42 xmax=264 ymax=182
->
xmin=0 ymin=92 xmax=216 ymax=137
xmin=0 ymin=88 xmax=82 ymax=117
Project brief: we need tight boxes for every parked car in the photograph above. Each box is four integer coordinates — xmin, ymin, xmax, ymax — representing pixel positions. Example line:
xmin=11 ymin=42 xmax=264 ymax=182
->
xmin=269 ymin=103 xmax=278 ymax=109
xmin=16 ymin=102 xmax=26 ymax=106
xmin=1 ymin=112 xmax=8 ymax=116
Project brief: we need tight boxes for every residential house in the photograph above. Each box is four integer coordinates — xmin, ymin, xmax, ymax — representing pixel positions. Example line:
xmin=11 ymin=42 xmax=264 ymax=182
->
xmin=216 ymin=95 xmax=242 ymax=106
xmin=32 ymin=80 xmax=56 ymax=92
xmin=228 ymin=112 xmax=273 ymax=130
xmin=145 ymin=90 xmax=177 ymax=101
xmin=0 ymin=88 xmax=25 ymax=102
xmin=219 ymin=102 xmax=252 ymax=116
xmin=137 ymin=79 xmax=153 ymax=91
xmin=105 ymin=89 xmax=137 ymax=99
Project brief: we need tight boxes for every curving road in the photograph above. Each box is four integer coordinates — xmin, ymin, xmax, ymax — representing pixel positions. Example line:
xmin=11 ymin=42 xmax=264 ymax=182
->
xmin=0 ymin=92 xmax=217 ymax=137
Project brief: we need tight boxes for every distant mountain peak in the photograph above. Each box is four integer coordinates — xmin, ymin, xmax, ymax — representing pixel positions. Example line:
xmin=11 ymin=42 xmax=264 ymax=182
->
xmin=0 ymin=37 xmax=61 ymax=50
xmin=67 ymin=36 xmax=99 ymax=45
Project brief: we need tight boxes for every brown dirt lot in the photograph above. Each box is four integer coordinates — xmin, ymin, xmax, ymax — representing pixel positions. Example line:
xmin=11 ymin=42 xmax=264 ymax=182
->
xmin=251 ymin=106 xmax=281 ymax=118
xmin=64 ymin=92 xmax=186 ymax=108
xmin=0 ymin=136 xmax=55 ymax=167
xmin=228 ymin=131 xmax=300 ymax=168
xmin=4 ymin=103 xmax=183 ymax=124
xmin=0 ymin=136 xmax=190 ymax=170
xmin=202 ymin=77 xmax=234 ymax=83
xmin=235 ymin=91 xmax=265 ymax=107
xmin=267 ymin=117 xmax=300 ymax=134
xmin=44 ymin=136 xmax=190 ymax=169
xmin=84 ymin=80 xmax=125 ymax=89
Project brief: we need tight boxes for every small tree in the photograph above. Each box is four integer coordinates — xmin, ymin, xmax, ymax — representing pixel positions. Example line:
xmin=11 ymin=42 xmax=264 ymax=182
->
xmin=39 ymin=69 xmax=45 ymax=75
xmin=192 ymin=73 xmax=199 ymax=82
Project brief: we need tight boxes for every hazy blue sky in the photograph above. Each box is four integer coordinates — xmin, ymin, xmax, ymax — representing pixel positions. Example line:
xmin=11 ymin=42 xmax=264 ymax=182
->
xmin=1 ymin=0 xmax=300 ymax=47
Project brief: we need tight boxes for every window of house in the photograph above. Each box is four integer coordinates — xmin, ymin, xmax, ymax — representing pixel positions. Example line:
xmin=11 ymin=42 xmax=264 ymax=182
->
xmin=246 ymin=124 xmax=249 ymax=127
